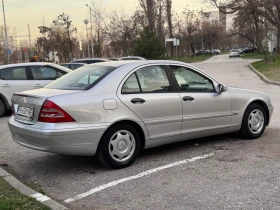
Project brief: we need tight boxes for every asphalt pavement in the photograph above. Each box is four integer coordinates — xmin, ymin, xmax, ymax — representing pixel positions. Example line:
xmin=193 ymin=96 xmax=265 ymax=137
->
xmin=1 ymin=54 xmax=280 ymax=210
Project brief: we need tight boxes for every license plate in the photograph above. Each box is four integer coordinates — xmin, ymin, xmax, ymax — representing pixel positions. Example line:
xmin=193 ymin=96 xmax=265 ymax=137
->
xmin=17 ymin=106 xmax=34 ymax=119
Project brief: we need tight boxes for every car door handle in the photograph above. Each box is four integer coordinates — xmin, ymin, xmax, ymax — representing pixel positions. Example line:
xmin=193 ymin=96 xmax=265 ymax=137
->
xmin=2 ymin=84 xmax=10 ymax=87
xmin=182 ymin=96 xmax=194 ymax=101
xmin=131 ymin=98 xmax=146 ymax=104
xmin=34 ymin=84 xmax=43 ymax=87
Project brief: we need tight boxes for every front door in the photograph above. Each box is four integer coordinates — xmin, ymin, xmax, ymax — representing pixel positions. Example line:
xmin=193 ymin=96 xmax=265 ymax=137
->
xmin=117 ymin=65 xmax=182 ymax=140
xmin=168 ymin=65 xmax=232 ymax=135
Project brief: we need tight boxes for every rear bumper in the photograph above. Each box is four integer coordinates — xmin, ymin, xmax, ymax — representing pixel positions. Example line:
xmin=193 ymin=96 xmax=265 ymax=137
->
xmin=8 ymin=116 xmax=108 ymax=156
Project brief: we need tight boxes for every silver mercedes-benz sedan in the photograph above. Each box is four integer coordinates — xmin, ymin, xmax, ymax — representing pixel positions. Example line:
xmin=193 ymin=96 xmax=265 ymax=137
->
xmin=8 ymin=60 xmax=274 ymax=169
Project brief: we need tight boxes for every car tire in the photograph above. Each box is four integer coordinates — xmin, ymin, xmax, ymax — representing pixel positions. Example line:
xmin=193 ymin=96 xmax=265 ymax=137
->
xmin=97 ymin=123 xmax=141 ymax=169
xmin=239 ymin=103 xmax=267 ymax=139
xmin=0 ymin=99 xmax=5 ymax=117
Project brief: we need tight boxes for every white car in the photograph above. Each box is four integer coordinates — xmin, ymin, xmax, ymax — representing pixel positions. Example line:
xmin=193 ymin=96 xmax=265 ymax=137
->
xmin=229 ymin=49 xmax=240 ymax=58
xmin=0 ymin=62 xmax=71 ymax=117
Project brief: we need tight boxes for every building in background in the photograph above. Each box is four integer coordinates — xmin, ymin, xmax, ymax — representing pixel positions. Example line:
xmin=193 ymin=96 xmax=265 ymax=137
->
xmin=202 ymin=8 xmax=233 ymax=33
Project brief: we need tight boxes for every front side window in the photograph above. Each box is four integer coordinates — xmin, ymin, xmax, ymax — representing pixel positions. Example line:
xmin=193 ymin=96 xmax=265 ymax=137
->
xmin=30 ymin=66 xmax=59 ymax=80
xmin=170 ymin=65 xmax=215 ymax=92
xmin=46 ymin=65 xmax=114 ymax=90
xmin=0 ymin=67 xmax=27 ymax=80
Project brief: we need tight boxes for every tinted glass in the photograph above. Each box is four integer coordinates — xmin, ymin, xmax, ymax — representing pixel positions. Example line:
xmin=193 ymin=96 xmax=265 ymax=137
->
xmin=72 ymin=64 xmax=84 ymax=69
xmin=30 ymin=66 xmax=59 ymax=79
xmin=170 ymin=66 xmax=215 ymax=92
xmin=0 ymin=67 xmax=27 ymax=80
xmin=122 ymin=73 xmax=140 ymax=93
xmin=136 ymin=66 xmax=171 ymax=92
xmin=45 ymin=65 xmax=114 ymax=90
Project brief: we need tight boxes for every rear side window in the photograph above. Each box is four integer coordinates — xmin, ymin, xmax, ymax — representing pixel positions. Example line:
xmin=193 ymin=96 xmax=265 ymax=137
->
xmin=0 ymin=67 xmax=27 ymax=80
xmin=45 ymin=65 xmax=115 ymax=90
xmin=30 ymin=66 xmax=61 ymax=80
xmin=122 ymin=65 xmax=171 ymax=93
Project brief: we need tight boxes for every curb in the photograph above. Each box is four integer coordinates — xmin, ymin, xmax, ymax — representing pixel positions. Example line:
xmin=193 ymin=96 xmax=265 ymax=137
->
xmin=0 ymin=167 xmax=69 ymax=210
xmin=248 ymin=64 xmax=280 ymax=86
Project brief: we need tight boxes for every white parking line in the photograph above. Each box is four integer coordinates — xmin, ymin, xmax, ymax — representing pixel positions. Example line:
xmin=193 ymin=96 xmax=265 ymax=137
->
xmin=64 ymin=152 xmax=214 ymax=203
xmin=31 ymin=193 xmax=50 ymax=202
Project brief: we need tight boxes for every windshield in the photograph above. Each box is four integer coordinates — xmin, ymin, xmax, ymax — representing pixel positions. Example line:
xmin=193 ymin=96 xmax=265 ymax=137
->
xmin=45 ymin=65 xmax=115 ymax=90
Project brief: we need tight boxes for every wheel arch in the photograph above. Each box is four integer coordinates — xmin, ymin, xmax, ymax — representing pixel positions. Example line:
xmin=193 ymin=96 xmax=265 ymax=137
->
xmin=246 ymin=100 xmax=270 ymax=126
xmin=98 ymin=119 xmax=148 ymax=151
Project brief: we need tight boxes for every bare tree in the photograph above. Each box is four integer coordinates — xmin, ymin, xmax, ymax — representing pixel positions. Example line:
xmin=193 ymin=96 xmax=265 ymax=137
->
xmin=53 ymin=13 xmax=77 ymax=61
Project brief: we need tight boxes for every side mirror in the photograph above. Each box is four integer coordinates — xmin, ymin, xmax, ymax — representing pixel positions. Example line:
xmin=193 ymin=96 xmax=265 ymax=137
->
xmin=217 ymin=84 xmax=227 ymax=93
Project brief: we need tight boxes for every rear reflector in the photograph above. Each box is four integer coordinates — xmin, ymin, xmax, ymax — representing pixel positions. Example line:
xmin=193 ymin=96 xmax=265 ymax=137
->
xmin=38 ymin=100 xmax=75 ymax=123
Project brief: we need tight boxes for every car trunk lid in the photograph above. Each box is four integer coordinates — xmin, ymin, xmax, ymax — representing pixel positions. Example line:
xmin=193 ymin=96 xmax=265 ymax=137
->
xmin=12 ymin=88 xmax=80 ymax=125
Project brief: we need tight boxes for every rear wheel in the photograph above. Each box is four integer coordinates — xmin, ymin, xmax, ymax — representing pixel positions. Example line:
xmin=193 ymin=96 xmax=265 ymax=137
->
xmin=0 ymin=100 xmax=5 ymax=117
xmin=97 ymin=124 xmax=141 ymax=169
xmin=239 ymin=103 xmax=267 ymax=139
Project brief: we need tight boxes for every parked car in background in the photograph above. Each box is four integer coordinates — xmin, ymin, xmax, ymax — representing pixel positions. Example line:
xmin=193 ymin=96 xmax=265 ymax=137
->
xmin=229 ymin=49 xmax=241 ymax=58
xmin=240 ymin=47 xmax=257 ymax=54
xmin=71 ymin=58 xmax=111 ymax=64
xmin=59 ymin=63 xmax=87 ymax=70
xmin=195 ymin=50 xmax=208 ymax=55
xmin=8 ymin=60 xmax=273 ymax=169
xmin=119 ymin=56 xmax=146 ymax=60
xmin=108 ymin=58 xmax=119 ymax=61
xmin=0 ymin=62 xmax=71 ymax=117
xmin=212 ymin=49 xmax=221 ymax=55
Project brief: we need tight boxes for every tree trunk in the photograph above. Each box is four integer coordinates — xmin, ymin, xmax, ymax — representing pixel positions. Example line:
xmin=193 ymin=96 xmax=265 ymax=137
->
xmin=166 ymin=0 xmax=173 ymax=57
xmin=146 ymin=0 xmax=155 ymax=32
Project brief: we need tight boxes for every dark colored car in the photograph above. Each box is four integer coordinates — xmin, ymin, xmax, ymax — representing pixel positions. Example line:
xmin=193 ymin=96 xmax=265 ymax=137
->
xmin=240 ymin=47 xmax=257 ymax=54
xmin=70 ymin=58 xmax=111 ymax=64
xmin=59 ymin=63 xmax=87 ymax=70
xmin=108 ymin=58 xmax=119 ymax=61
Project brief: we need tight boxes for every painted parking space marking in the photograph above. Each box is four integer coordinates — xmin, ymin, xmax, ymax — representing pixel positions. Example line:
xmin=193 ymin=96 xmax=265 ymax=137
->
xmin=64 ymin=152 xmax=214 ymax=203
xmin=31 ymin=193 xmax=50 ymax=202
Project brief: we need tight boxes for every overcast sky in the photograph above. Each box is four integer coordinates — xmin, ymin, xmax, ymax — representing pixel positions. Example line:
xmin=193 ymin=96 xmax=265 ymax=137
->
xmin=3 ymin=0 xmax=211 ymax=43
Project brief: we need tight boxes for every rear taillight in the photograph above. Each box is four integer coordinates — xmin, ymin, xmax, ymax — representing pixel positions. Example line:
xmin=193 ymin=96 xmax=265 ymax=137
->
xmin=38 ymin=100 xmax=75 ymax=123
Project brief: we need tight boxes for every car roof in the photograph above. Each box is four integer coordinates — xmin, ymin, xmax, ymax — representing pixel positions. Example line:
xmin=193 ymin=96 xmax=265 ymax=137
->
xmin=71 ymin=58 xmax=110 ymax=61
xmin=0 ymin=62 xmax=71 ymax=72
xmin=88 ymin=60 xmax=196 ymax=68
xmin=119 ymin=56 xmax=145 ymax=59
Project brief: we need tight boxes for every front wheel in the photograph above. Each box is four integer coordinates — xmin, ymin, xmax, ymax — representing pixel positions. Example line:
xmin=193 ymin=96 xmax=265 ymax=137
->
xmin=97 ymin=124 xmax=141 ymax=169
xmin=239 ymin=103 xmax=267 ymax=139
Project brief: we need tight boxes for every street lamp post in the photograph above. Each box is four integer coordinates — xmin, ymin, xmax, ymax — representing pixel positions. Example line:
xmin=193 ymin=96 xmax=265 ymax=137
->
xmin=86 ymin=4 xmax=94 ymax=58
xmin=1 ymin=0 xmax=10 ymax=63
xmin=84 ymin=19 xmax=90 ymax=58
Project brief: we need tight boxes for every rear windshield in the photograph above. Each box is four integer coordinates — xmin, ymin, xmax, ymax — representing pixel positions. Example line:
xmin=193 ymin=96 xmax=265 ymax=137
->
xmin=45 ymin=65 xmax=115 ymax=90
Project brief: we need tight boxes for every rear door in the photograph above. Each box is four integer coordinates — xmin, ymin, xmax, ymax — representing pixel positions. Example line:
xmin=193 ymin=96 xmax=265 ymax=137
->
xmin=29 ymin=65 xmax=66 ymax=88
xmin=117 ymin=64 xmax=182 ymax=140
xmin=0 ymin=67 xmax=32 ymax=106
